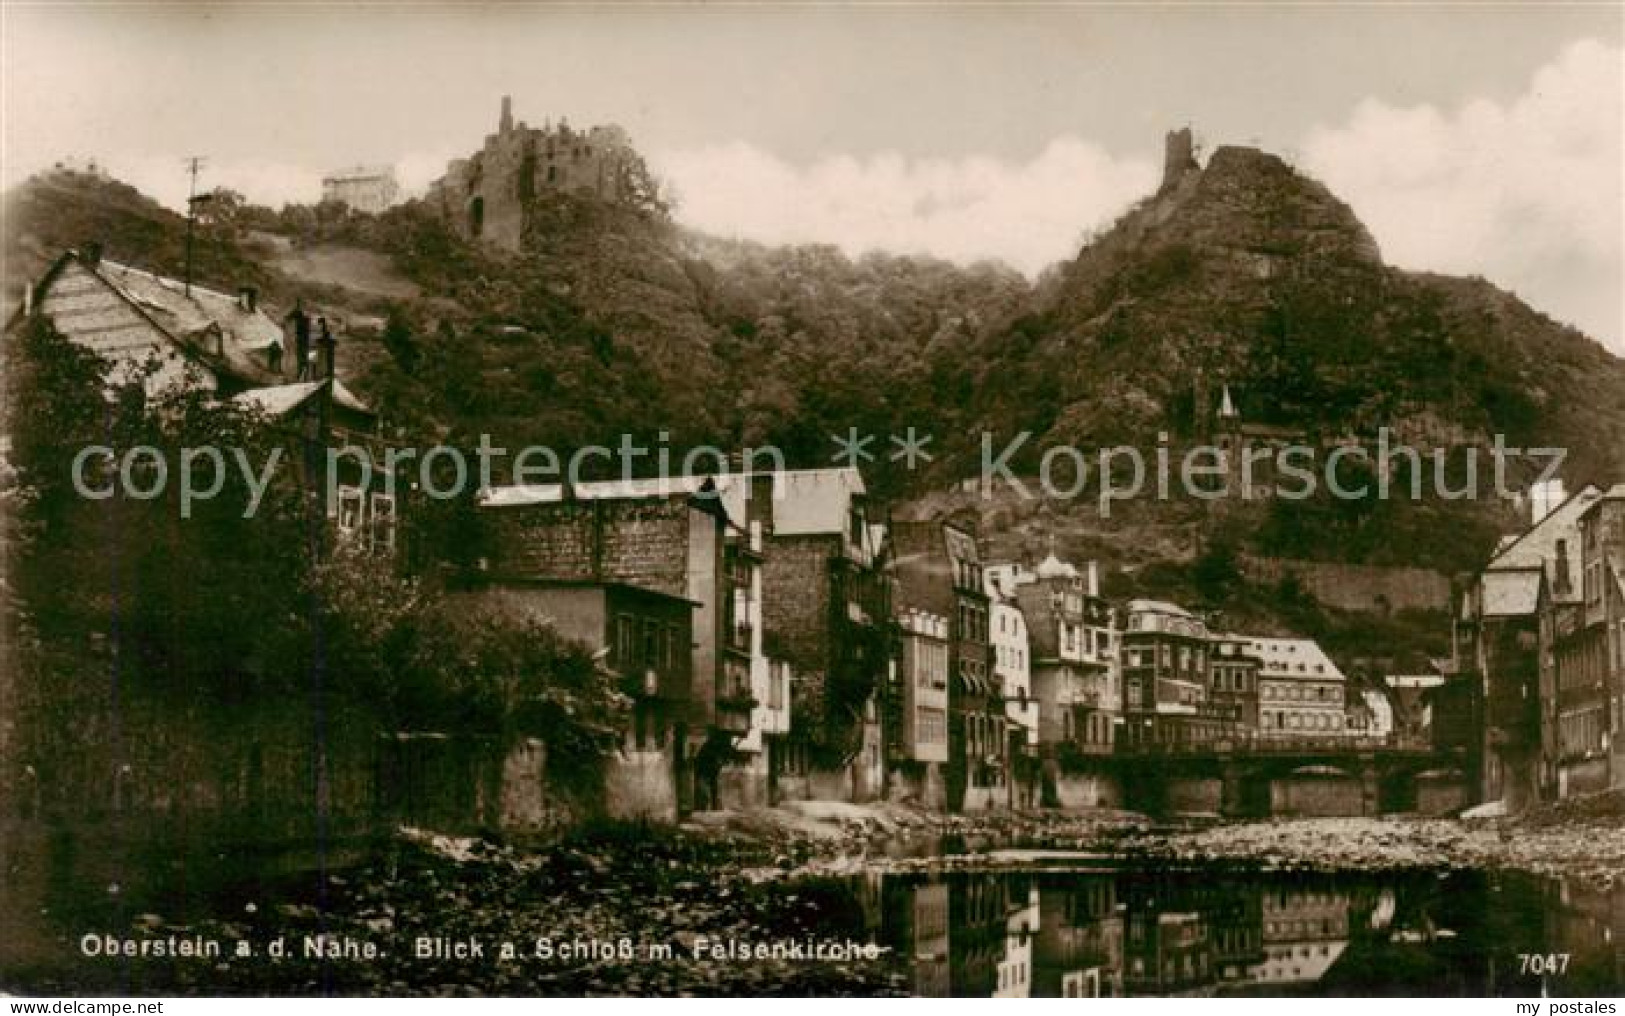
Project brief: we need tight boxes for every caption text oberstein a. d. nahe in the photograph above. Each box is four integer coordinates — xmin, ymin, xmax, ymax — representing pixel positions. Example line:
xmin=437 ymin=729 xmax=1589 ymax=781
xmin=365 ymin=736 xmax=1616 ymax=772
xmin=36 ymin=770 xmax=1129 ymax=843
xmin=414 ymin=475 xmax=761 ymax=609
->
xmin=79 ymin=932 xmax=883 ymax=965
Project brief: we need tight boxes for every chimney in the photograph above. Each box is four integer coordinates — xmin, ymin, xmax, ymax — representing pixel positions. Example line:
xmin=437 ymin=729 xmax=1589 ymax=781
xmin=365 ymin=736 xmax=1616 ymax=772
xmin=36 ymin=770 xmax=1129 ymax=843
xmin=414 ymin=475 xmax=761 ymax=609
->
xmin=238 ymin=286 xmax=258 ymax=313
xmin=1531 ymin=479 xmax=1567 ymax=524
xmin=1087 ymin=560 xmax=1100 ymax=598
xmin=748 ymin=472 xmax=776 ymax=534
xmin=317 ymin=317 xmax=337 ymax=382
xmin=80 ymin=241 xmax=103 ymax=267
xmin=500 ymin=95 xmax=514 ymax=135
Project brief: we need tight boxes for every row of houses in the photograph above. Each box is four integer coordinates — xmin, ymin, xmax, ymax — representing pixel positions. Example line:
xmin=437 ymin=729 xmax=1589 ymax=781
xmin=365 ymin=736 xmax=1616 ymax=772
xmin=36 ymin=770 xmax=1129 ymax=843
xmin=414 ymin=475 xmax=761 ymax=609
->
xmin=469 ymin=470 xmax=1401 ymax=815
xmin=11 ymin=247 xmax=1392 ymax=818
xmin=1461 ymin=480 xmax=1625 ymax=808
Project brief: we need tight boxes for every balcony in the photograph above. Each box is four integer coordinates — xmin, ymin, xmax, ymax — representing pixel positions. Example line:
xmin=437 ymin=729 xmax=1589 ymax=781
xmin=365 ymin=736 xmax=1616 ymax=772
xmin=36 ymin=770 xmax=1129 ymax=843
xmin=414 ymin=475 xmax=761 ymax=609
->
xmin=725 ymin=622 xmax=754 ymax=654
xmin=714 ymin=688 xmax=756 ymax=735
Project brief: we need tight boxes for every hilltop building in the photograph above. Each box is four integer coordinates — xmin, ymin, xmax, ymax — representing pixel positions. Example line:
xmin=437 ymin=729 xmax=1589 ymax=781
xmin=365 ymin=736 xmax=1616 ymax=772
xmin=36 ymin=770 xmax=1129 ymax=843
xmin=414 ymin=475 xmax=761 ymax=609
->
xmin=321 ymin=165 xmax=399 ymax=214
xmin=425 ymin=95 xmax=650 ymax=251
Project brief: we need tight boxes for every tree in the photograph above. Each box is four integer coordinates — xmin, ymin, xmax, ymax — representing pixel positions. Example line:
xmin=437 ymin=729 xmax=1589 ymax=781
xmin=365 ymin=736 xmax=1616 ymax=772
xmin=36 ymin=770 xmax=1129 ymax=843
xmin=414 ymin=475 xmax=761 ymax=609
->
xmin=1193 ymin=540 xmax=1242 ymax=605
xmin=381 ymin=306 xmax=419 ymax=374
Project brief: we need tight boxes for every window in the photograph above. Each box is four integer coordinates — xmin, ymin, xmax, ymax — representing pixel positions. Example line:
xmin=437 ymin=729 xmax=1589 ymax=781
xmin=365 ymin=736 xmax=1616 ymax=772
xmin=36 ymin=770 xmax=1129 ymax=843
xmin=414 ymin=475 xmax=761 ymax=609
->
xmin=615 ymin=615 xmax=636 ymax=668
xmin=336 ymin=486 xmax=364 ymax=536
xmin=665 ymin=623 xmax=682 ymax=670
xmin=642 ymin=619 xmax=660 ymax=668
xmin=769 ymin=662 xmax=787 ymax=710
xmin=369 ymin=492 xmax=396 ymax=552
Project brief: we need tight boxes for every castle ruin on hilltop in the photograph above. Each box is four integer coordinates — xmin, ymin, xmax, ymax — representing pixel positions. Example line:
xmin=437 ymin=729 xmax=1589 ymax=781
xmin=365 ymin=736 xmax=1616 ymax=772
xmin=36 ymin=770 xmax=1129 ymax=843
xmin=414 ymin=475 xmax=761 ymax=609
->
xmin=425 ymin=96 xmax=653 ymax=251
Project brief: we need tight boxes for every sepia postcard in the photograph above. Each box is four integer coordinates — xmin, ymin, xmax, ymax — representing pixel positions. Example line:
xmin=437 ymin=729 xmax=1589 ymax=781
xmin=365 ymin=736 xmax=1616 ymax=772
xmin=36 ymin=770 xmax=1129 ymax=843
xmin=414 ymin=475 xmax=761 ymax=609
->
xmin=1 ymin=0 xmax=1623 ymax=1003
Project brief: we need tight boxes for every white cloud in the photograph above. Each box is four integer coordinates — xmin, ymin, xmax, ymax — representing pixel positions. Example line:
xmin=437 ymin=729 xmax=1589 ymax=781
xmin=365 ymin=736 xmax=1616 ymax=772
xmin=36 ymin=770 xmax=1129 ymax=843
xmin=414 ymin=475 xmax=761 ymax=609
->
xmin=105 ymin=155 xmax=325 ymax=211
xmin=649 ymin=138 xmax=1157 ymax=276
xmin=1302 ymin=38 xmax=1623 ymax=353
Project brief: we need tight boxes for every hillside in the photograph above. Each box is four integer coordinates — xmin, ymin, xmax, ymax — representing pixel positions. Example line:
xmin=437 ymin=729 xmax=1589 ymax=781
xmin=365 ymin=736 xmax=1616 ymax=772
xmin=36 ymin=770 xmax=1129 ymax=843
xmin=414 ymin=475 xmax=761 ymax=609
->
xmin=925 ymin=142 xmax=1625 ymax=474
xmin=6 ymin=136 xmax=1624 ymax=586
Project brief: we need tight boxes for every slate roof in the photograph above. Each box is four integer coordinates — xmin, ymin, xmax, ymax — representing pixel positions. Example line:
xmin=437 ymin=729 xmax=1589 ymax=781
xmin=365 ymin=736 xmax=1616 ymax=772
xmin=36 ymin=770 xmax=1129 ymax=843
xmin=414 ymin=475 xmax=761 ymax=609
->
xmin=97 ymin=259 xmax=285 ymax=386
xmin=232 ymin=378 xmax=371 ymax=418
xmin=480 ymin=467 xmax=871 ymax=541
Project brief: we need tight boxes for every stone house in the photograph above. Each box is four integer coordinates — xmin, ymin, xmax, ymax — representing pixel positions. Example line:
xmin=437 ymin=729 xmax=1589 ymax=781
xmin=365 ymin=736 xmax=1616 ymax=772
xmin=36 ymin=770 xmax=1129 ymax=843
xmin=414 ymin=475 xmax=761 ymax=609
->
xmin=993 ymin=555 xmax=1118 ymax=807
xmin=722 ymin=467 xmax=892 ymax=803
xmin=451 ymin=578 xmax=697 ymax=821
xmin=1120 ymin=600 xmax=1225 ymax=749
xmin=1568 ymin=485 xmax=1625 ymax=793
xmin=985 ymin=569 xmax=1038 ymax=807
xmin=891 ymin=519 xmax=1003 ymax=812
xmin=1467 ymin=481 xmax=1604 ymax=802
xmin=1207 ymin=633 xmax=1262 ymax=734
xmin=892 ymin=607 xmax=950 ymax=807
xmin=477 ymin=477 xmax=755 ymax=812
xmin=1249 ymin=636 xmax=1349 ymax=742
xmin=10 ymin=248 xmax=388 ymax=546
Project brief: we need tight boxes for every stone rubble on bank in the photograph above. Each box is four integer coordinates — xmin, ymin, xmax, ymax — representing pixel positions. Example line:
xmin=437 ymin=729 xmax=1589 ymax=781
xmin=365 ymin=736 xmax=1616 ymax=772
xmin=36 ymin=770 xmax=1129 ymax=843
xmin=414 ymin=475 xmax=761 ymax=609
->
xmin=28 ymin=797 xmax=1624 ymax=996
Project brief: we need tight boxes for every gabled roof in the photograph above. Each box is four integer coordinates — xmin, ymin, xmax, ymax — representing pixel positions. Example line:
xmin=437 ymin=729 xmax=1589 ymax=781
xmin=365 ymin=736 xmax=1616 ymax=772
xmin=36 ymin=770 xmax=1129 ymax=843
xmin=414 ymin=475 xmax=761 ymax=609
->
xmin=1034 ymin=553 xmax=1079 ymax=580
xmin=96 ymin=259 xmax=284 ymax=385
xmin=1488 ymin=483 xmax=1602 ymax=570
xmin=15 ymin=250 xmax=215 ymax=381
xmin=1245 ymin=636 xmax=1345 ymax=682
xmin=480 ymin=475 xmax=712 ymax=508
xmin=479 ymin=467 xmax=868 ymax=541
xmin=1483 ymin=483 xmax=1602 ymax=607
xmin=1127 ymin=599 xmax=1196 ymax=619
xmin=232 ymin=378 xmax=371 ymax=418
xmin=748 ymin=467 xmax=866 ymax=537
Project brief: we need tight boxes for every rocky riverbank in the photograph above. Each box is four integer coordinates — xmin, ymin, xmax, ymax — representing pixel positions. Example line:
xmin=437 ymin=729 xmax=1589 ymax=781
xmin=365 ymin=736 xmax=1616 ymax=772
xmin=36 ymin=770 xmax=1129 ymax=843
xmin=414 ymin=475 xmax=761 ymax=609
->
xmin=1114 ymin=815 xmax=1625 ymax=888
xmin=14 ymin=795 xmax=1623 ymax=996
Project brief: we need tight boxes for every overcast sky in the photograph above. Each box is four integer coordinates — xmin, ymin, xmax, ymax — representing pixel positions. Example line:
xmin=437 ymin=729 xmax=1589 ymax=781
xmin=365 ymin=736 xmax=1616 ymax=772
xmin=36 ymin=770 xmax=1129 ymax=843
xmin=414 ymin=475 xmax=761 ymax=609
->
xmin=4 ymin=4 xmax=1620 ymax=350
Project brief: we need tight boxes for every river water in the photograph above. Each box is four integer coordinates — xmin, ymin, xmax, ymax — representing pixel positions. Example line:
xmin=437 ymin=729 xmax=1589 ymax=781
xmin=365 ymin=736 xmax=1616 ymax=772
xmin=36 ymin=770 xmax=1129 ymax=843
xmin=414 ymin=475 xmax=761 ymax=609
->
xmin=822 ymin=864 xmax=1623 ymax=997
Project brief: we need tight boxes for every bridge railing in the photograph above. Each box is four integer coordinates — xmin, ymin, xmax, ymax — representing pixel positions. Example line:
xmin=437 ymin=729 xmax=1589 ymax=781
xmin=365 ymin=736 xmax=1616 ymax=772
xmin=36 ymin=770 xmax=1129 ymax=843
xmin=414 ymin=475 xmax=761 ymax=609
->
xmin=1117 ymin=732 xmax=1432 ymax=757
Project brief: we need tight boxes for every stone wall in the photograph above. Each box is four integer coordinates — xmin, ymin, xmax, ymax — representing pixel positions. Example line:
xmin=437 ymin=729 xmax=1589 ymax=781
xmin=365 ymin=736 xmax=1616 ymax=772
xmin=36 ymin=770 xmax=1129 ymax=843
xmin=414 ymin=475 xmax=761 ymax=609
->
xmin=487 ymin=499 xmax=694 ymax=597
xmin=604 ymin=745 xmax=679 ymax=822
xmin=1242 ymin=554 xmax=1451 ymax=613
xmin=1271 ymin=772 xmax=1365 ymax=816
xmin=1415 ymin=772 xmax=1468 ymax=816
xmin=886 ymin=762 xmax=947 ymax=811
xmin=718 ymin=754 xmax=770 ymax=810
xmin=1052 ymin=771 xmax=1123 ymax=810
xmin=1164 ymin=776 xmax=1223 ymax=815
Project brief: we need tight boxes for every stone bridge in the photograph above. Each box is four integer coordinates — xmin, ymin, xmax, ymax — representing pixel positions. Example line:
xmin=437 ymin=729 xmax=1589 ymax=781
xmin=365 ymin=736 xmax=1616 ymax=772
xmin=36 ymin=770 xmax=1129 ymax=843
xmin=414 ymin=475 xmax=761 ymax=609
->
xmin=1104 ymin=735 xmax=1468 ymax=818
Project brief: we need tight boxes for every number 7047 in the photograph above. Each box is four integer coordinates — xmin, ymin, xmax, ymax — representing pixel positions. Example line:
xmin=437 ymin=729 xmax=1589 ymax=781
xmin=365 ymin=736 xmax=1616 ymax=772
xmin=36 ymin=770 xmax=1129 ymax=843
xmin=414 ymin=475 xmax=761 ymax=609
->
xmin=1519 ymin=953 xmax=1571 ymax=975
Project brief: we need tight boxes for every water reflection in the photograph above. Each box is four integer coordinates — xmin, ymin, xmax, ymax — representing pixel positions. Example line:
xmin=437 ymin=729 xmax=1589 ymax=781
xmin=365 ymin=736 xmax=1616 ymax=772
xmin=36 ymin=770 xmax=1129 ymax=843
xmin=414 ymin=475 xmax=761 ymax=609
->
xmin=869 ymin=867 xmax=1625 ymax=997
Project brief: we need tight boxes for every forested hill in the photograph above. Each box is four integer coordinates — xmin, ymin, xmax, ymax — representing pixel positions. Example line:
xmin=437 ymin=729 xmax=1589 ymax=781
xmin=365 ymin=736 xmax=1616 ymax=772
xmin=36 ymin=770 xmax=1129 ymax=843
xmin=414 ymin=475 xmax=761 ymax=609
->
xmin=7 ymin=138 xmax=1624 ymax=582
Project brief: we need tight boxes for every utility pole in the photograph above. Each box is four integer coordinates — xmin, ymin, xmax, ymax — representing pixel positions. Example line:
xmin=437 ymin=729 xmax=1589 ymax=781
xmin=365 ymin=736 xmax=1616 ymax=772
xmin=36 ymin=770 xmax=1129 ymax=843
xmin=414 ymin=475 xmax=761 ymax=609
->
xmin=183 ymin=156 xmax=207 ymax=296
